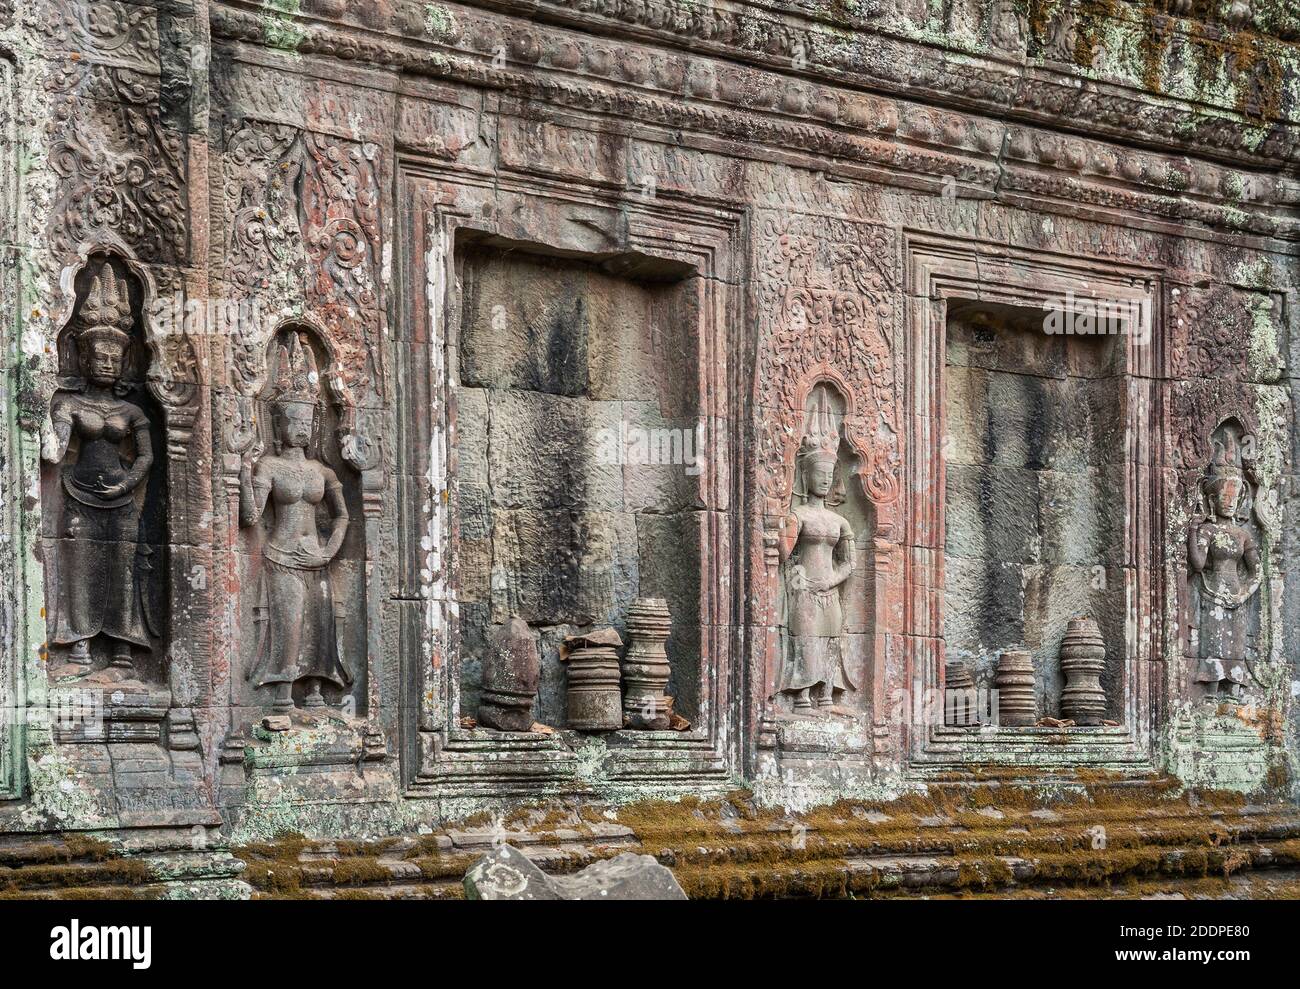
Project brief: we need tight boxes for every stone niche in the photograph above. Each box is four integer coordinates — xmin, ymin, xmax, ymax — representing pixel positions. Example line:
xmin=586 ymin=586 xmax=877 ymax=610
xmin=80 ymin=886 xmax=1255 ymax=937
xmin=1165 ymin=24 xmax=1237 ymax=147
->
xmin=943 ymin=301 xmax=1126 ymax=722
xmin=453 ymin=238 xmax=703 ymax=728
xmin=41 ymin=254 xmax=170 ymax=683
xmin=232 ymin=324 xmax=369 ymax=720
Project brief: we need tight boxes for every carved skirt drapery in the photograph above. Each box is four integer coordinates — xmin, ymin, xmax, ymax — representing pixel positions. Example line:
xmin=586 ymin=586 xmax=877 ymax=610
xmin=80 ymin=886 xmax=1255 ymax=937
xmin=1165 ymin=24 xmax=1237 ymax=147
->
xmin=779 ymin=583 xmax=855 ymax=694
xmin=250 ymin=558 xmax=351 ymax=689
xmin=50 ymin=495 xmax=151 ymax=649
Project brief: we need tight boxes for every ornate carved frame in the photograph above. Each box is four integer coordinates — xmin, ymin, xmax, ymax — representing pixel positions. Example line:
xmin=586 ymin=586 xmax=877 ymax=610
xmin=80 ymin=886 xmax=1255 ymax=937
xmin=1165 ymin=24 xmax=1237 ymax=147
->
xmin=904 ymin=233 xmax=1163 ymax=772
xmin=396 ymin=131 xmax=742 ymax=799
xmin=745 ymin=214 xmax=906 ymax=783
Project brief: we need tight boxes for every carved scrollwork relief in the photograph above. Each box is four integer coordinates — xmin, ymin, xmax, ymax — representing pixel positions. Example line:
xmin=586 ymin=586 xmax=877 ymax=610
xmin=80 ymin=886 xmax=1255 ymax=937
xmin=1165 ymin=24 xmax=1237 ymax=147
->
xmin=753 ymin=215 xmax=901 ymax=522
xmin=47 ymin=95 xmax=186 ymax=265
xmin=1169 ymin=283 xmax=1284 ymax=386
xmin=223 ymin=121 xmax=305 ymax=300
xmin=28 ymin=0 xmax=161 ymax=66
xmin=300 ymin=131 xmax=383 ymax=412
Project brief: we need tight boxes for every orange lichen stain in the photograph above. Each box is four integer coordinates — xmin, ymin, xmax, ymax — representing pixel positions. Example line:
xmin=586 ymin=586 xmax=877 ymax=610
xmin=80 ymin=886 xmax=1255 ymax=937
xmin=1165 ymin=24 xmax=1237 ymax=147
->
xmin=1230 ymin=703 xmax=1286 ymax=744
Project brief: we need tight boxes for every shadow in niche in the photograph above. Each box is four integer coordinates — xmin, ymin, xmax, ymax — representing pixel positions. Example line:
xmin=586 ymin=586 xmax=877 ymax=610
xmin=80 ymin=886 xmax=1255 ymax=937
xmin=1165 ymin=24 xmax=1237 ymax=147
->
xmin=41 ymin=253 xmax=170 ymax=684
xmin=452 ymin=232 xmax=704 ymax=730
xmin=942 ymin=300 xmax=1127 ymax=723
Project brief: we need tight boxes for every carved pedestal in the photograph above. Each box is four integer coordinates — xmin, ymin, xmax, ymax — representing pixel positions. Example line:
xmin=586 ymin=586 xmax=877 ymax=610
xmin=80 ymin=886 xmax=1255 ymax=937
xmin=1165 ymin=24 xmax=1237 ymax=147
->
xmin=995 ymin=649 xmax=1037 ymax=728
xmin=562 ymin=630 xmax=624 ymax=731
xmin=1060 ymin=618 xmax=1108 ymax=726
xmin=621 ymin=599 xmax=673 ymax=730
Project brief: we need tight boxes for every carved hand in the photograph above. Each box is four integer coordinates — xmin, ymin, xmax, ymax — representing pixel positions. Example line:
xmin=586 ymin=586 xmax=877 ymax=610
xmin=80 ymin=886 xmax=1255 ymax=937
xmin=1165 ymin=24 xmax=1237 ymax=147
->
xmin=776 ymin=513 xmax=801 ymax=561
xmin=291 ymin=547 xmax=328 ymax=569
xmin=787 ymin=564 xmax=810 ymax=592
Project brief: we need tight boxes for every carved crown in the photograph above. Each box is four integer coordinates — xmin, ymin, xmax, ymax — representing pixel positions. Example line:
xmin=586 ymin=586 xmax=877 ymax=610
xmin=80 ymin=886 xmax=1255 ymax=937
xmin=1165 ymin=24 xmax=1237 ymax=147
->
xmin=1207 ymin=420 xmax=1247 ymax=482
xmin=271 ymin=331 xmax=321 ymax=407
xmin=797 ymin=429 xmax=839 ymax=466
xmin=797 ymin=385 xmax=840 ymax=466
xmin=75 ymin=264 xmax=133 ymax=351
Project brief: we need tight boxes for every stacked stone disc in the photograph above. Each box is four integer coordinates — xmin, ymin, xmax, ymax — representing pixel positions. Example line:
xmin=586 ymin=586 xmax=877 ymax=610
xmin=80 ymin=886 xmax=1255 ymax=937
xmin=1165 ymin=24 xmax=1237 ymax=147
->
xmin=1060 ymin=617 xmax=1108 ymax=726
xmin=944 ymin=659 xmax=978 ymax=726
xmin=562 ymin=629 xmax=624 ymax=730
xmin=994 ymin=648 xmax=1037 ymax=727
xmin=621 ymin=598 xmax=673 ymax=730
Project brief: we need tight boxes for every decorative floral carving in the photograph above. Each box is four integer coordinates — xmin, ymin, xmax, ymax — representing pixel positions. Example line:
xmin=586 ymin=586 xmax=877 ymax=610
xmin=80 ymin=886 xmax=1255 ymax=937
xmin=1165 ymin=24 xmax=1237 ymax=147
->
xmin=223 ymin=122 xmax=305 ymax=300
xmin=300 ymin=132 xmax=383 ymax=415
xmin=48 ymin=101 xmax=186 ymax=263
xmin=28 ymin=0 xmax=160 ymax=68
xmin=754 ymin=215 xmax=901 ymax=512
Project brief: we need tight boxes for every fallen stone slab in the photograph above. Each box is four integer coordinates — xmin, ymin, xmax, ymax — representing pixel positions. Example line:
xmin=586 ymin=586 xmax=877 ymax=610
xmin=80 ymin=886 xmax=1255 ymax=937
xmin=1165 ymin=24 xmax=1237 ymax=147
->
xmin=463 ymin=844 xmax=687 ymax=900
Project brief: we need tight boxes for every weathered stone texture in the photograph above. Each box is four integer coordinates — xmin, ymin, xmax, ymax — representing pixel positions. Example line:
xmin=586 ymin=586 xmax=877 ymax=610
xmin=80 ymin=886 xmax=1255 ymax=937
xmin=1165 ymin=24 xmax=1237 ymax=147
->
xmin=0 ymin=1 xmax=1297 ymax=895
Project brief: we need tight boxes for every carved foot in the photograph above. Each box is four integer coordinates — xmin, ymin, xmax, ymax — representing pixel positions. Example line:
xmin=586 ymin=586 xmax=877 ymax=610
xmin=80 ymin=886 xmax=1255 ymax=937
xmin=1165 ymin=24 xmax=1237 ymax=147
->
xmin=82 ymin=665 xmax=140 ymax=686
xmin=303 ymin=683 xmax=327 ymax=708
xmin=49 ymin=662 xmax=94 ymax=683
xmin=51 ymin=641 xmax=95 ymax=680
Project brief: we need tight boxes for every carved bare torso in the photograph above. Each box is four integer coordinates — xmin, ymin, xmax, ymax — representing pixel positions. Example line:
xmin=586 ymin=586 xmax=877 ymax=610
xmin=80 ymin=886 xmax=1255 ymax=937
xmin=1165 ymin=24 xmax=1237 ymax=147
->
xmin=54 ymin=393 xmax=152 ymax=508
xmin=255 ymin=454 xmax=337 ymax=570
xmin=1194 ymin=521 xmax=1256 ymax=605
xmin=786 ymin=503 xmax=854 ymax=638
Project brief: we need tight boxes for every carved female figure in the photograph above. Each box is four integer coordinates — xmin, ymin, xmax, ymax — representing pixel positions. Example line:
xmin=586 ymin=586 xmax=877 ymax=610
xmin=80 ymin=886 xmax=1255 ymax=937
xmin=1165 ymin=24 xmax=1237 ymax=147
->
xmin=239 ymin=332 xmax=352 ymax=712
xmin=776 ymin=424 xmax=857 ymax=714
xmin=1188 ymin=454 xmax=1260 ymax=701
xmin=43 ymin=265 xmax=154 ymax=681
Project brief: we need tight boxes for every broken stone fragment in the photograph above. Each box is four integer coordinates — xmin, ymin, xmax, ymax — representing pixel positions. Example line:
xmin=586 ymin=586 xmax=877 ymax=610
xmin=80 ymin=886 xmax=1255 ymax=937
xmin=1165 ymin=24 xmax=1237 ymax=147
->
xmin=478 ymin=617 xmax=541 ymax=732
xmin=262 ymin=715 xmax=291 ymax=732
xmin=463 ymin=843 xmax=686 ymax=900
xmin=462 ymin=844 xmax=560 ymax=900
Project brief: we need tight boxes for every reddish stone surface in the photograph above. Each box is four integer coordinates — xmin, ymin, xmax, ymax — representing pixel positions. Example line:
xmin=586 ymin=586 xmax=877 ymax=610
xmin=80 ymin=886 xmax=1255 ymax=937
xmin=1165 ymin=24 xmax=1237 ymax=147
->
xmin=0 ymin=2 xmax=1295 ymax=871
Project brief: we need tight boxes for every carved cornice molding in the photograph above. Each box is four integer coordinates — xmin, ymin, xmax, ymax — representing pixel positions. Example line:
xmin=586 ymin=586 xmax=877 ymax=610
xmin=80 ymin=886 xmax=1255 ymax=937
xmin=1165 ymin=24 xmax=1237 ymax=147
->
xmin=211 ymin=3 xmax=1300 ymax=242
xmin=213 ymin=1 xmax=1299 ymax=168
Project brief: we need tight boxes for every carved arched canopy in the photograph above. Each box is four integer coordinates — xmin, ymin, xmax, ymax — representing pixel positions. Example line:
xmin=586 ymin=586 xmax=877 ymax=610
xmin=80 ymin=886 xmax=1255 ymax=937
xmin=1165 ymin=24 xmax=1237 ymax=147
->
xmin=753 ymin=215 xmax=901 ymax=522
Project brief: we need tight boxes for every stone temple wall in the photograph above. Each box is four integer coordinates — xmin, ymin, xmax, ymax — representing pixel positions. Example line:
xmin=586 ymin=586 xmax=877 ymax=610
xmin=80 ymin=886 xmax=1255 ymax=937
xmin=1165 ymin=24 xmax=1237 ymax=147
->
xmin=0 ymin=0 xmax=1298 ymax=856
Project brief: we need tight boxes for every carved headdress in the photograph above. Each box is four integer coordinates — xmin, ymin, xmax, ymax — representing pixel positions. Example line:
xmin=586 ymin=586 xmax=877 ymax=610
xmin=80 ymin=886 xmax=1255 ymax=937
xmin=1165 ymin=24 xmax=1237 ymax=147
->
xmin=1208 ymin=427 xmax=1245 ymax=482
xmin=798 ymin=386 xmax=841 ymax=468
xmin=74 ymin=264 xmax=133 ymax=353
xmin=1201 ymin=419 xmax=1253 ymax=522
xmin=271 ymin=331 xmax=321 ymax=408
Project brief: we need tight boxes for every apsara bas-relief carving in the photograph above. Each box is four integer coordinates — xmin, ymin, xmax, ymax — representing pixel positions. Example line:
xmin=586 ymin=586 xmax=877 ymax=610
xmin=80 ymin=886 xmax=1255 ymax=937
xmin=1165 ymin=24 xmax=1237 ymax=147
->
xmin=42 ymin=257 xmax=164 ymax=684
xmin=238 ymin=328 xmax=358 ymax=715
xmin=754 ymin=216 xmax=901 ymax=724
xmin=774 ymin=387 xmax=858 ymax=715
xmin=1187 ymin=418 xmax=1270 ymax=703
